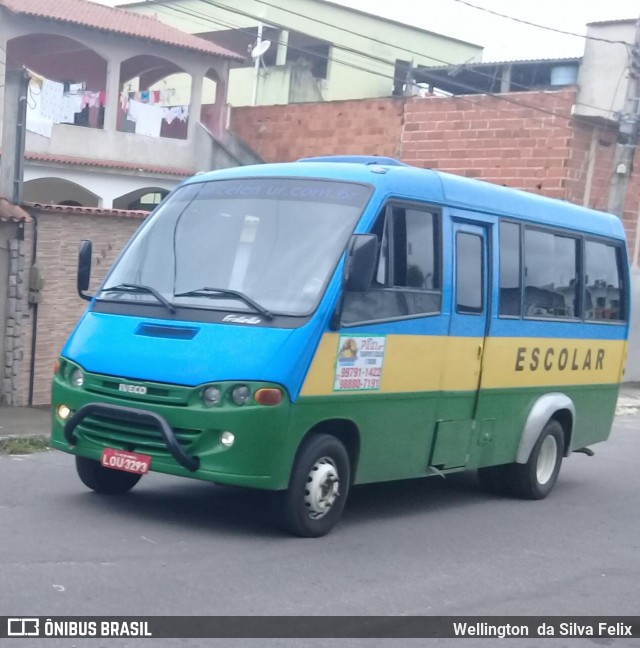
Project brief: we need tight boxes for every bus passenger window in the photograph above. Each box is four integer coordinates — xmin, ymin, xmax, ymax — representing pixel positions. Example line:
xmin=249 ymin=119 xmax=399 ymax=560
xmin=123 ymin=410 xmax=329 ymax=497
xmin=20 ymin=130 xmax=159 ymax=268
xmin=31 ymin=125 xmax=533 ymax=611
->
xmin=585 ymin=241 xmax=624 ymax=321
xmin=341 ymin=205 xmax=441 ymax=325
xmin=456 ymin=232 xmax=483 ymax=314
xmin=524 ymin=229 xmax=578 ymax=319
xmin=499 ymin=222 xmax=521 ymax=316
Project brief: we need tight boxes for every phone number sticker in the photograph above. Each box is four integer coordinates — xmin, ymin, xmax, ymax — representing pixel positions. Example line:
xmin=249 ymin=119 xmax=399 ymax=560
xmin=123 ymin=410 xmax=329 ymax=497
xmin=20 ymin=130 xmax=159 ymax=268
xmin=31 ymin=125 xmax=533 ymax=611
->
xmin=334 ymin=335 xmax=386 ymax=391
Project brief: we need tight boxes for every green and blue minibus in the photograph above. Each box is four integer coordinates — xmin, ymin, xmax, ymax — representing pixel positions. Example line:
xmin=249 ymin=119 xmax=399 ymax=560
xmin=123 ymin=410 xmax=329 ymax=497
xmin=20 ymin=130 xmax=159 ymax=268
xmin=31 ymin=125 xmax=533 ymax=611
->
xmin=51 ymin=156 xmax=630 ymax=536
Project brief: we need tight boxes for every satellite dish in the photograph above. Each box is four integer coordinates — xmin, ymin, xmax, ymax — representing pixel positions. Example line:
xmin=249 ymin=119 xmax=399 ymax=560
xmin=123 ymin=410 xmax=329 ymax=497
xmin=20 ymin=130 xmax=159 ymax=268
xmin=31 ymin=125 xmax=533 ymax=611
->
xmin=251 ymin=39 xmax=271 ymax=59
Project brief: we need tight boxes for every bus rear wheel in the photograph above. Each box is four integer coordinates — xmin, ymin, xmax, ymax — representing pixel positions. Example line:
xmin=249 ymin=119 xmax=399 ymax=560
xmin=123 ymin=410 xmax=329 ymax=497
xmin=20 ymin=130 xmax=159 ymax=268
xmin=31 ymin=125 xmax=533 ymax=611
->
xmin=509 ymin=419 xmax=564 ymax=499
xmin=478 ymin=419 xmax=564 ymax=500
xmin=279 ymin=434 xmax=351 ymax=538
xmin=75 ymin=456 xmax=142 ymax=495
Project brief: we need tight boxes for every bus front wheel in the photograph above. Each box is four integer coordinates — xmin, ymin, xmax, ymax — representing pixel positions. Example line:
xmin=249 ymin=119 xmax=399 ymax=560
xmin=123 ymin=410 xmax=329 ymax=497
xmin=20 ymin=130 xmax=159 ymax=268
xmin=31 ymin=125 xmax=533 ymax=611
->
xmin=75 ymin=456 xmax=142 ymax=495
xmin=279 ymin=434 xmax=351 ymax=538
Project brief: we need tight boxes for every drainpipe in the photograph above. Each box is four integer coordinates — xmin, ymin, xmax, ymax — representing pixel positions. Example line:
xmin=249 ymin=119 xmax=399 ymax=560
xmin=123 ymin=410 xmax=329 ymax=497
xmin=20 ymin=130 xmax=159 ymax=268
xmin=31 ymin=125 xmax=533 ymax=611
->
xmin=27 ymin=210 xmax=39 ymax=407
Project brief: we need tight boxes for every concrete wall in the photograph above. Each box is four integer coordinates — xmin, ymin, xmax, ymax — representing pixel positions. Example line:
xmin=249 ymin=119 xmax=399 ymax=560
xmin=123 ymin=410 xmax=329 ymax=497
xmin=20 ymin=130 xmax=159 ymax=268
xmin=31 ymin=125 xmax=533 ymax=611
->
xmin=23 ymin=165 xmax=179 ymax=209
xmin=576 ymin=22 xmax=635 ymax=123
xmin=1 ymin=12 xmax=231 ymax=177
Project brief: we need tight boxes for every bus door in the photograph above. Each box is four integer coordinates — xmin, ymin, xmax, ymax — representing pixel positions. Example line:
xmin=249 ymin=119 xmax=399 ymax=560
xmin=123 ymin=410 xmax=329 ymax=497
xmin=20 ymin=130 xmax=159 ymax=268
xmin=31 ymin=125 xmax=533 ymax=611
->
xmin=429 ymin=218 xmax=490 ymax=471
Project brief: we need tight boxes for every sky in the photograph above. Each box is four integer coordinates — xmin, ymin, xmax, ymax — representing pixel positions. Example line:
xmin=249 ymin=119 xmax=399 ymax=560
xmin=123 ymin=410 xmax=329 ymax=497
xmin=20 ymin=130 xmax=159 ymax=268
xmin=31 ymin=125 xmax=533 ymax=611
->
xmin=95 ymin=0 xmax=639 ymax=61
xmin=335 ymin=0 xmax=638 ymax=60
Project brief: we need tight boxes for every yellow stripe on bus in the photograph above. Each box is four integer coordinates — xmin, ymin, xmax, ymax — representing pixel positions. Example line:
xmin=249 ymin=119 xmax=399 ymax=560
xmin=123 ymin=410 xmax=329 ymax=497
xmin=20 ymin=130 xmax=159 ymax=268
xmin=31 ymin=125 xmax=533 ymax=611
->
xmin=481 ymin=337 xmax=626 ymax=389
xmin=300 ymin=334 xmax=626 ymax=396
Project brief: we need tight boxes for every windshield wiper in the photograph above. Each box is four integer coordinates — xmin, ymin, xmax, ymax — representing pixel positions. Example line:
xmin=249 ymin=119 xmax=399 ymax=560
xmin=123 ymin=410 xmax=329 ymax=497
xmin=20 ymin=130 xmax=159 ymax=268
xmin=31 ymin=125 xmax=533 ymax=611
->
xmin=174 ymin=287 xmax=273 ymax=320
xmin=102 ymin=283 xmax=176 ymax=314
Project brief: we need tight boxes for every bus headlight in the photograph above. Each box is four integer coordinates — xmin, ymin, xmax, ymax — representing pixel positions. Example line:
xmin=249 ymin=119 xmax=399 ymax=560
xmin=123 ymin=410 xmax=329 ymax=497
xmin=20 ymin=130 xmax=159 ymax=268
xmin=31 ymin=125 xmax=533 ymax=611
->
xmin=70 ymin=368 xmax=84 ymax=388
xmin=202 ymin=386 xmax=222 ymax=407
xmin=220 ymin=431 xmax=235 ymax=447
xmin=231 ymin=385 xmax=250 ymax=405
xmin=57 ymin=404 xmax=71 ymax=420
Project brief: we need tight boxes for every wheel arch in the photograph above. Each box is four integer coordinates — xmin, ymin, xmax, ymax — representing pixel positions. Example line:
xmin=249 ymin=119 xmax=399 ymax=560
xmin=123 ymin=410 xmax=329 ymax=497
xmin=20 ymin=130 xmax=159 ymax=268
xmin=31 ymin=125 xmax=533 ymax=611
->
xmin=516 ymin=393 xmax=575 ymax=464
xmin=290 ymin=418 xmax=360 ymax=486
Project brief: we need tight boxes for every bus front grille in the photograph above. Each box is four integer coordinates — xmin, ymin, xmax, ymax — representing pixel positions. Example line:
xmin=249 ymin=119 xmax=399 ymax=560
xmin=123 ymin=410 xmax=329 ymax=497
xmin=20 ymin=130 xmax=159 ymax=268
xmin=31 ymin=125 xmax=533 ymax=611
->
xmin=76 ymin=414 xmax=202 ymax=458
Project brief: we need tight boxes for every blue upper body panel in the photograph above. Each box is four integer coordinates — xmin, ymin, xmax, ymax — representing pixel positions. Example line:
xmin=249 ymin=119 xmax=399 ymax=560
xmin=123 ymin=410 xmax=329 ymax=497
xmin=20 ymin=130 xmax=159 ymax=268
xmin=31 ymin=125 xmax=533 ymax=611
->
xmin=62 ymin=159 xmax=628 ymax=397
xmin=184 ymin=161 xmax=626 ymax=240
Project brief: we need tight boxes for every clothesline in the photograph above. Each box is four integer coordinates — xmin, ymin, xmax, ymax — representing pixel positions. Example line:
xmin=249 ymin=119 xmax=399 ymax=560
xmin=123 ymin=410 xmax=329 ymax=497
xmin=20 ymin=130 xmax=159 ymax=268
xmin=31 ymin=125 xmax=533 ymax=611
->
xmin=25 ymin=69 xmax=190 ymax=139
xmin=126 ymin=100 xmax=189 ymax=138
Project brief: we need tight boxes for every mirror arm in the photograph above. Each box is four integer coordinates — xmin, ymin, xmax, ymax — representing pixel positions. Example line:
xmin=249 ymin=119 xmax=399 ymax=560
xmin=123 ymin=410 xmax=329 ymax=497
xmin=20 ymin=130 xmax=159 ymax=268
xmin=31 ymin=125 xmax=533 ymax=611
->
xmin=330 ymin=238 xmax=359 ymax=330
xmin=78 ymin=288 xmax=92 ymax=302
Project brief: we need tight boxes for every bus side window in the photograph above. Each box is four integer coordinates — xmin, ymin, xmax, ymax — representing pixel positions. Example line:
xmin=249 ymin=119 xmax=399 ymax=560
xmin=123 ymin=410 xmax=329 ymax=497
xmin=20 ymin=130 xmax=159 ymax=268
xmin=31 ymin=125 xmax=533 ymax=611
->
xmin=524 ymin=229 xmax=579 ymax=319
xmin=456 ymin=232 xmax=483 ymax=314
xmin=499 ymin=221 xmax=522 ymax=317
xmin=584 ymin=241 xmax=625 ymax=321
xmin=341 ymin=204 xmax=441 ymax=325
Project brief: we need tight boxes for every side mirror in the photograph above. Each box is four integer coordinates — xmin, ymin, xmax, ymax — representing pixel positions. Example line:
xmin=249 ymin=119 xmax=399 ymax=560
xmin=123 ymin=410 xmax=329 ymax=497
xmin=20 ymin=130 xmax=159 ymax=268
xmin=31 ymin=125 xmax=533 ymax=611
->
xmin=345 ymin=234 xmax=378 ymax=292
xmin=77 ymin=239 xmax=93 ymax=302
xmin=330 ymin=234 xmax=378 ymax=330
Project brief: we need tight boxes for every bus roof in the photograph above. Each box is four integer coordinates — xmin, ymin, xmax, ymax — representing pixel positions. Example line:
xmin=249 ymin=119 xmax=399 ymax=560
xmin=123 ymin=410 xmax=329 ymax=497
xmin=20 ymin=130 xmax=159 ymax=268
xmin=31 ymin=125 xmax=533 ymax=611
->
xmin=187 ymin=158 xmax=625 ymax=241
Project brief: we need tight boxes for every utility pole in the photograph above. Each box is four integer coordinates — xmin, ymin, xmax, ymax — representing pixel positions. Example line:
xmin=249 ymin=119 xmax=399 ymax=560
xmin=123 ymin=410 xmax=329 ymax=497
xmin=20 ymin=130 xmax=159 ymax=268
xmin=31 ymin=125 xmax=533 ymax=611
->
xmin=0 ymin=68 xmax=29 ymax=204
xmin=607 ymin=19 xmax=640 ymax=218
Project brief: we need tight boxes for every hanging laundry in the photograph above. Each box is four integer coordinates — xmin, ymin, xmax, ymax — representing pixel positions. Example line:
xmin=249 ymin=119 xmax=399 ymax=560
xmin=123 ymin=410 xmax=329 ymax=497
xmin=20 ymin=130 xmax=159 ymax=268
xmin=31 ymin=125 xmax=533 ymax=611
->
xmin=59 ymin=94 xmax=84 ymax=124
xmin=39 ymin=78 xmax=64 ymax=122
xmin=162 ymin=106 xmax=187 ymax=125
xmin=128 ymin=99 xmax=163 ymax=137
xmin=26 ymin=77 xmax=53 ymax=138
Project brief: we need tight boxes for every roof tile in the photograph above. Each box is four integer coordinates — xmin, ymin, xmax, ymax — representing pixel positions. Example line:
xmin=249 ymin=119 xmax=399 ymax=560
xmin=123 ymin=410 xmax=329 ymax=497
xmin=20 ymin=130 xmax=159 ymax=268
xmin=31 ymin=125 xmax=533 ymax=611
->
xmin=0 ymin=0 xmax=243 ymax=60
xmin=25 ymin=202 xmax=148 ymax=219
xmin=26 ymin=151 xmax=194 ymax=177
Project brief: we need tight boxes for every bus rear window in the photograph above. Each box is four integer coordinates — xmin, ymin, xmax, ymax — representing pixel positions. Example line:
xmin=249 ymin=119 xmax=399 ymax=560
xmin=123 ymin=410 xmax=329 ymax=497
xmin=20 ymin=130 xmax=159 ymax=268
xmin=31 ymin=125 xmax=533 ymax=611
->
xmin=585 ymin=241 xmax=625 ymax=321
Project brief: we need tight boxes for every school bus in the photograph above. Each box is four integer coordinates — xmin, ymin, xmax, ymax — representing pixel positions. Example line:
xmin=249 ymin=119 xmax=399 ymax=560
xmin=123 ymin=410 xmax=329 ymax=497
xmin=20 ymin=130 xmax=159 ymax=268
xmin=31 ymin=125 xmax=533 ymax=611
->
xmin=50 ymin=156 xmax=630 ymax=537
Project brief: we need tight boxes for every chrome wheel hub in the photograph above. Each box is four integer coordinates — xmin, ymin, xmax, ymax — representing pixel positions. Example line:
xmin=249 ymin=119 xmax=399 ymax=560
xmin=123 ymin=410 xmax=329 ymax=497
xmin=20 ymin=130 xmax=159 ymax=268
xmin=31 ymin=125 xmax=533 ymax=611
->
xmin=304 ymin=456 xmax=340 ymax=519
xmin=536 ymin=435 xmax=558 ymax=485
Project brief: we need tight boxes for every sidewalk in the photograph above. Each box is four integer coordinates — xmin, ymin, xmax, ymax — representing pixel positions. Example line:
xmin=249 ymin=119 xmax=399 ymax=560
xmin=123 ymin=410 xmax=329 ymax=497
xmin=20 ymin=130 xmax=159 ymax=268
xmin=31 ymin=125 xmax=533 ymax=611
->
xmin=0 ymin=406 xmax=50 ymax=440
xmin=1 ymin=385 xmax=639 ymax=441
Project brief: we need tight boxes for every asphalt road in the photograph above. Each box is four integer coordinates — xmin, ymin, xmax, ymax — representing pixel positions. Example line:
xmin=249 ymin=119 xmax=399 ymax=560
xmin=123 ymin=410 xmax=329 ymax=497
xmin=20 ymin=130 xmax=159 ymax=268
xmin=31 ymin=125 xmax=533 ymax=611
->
xmin=1 ymin=414 xmax=639 ymax=648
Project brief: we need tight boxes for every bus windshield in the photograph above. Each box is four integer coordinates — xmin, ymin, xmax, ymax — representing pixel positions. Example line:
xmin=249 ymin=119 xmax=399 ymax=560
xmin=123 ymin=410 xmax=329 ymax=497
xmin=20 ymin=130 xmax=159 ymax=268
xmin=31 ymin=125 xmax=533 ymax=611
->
xmin=99 ymin=178 xmax=371 ymax=317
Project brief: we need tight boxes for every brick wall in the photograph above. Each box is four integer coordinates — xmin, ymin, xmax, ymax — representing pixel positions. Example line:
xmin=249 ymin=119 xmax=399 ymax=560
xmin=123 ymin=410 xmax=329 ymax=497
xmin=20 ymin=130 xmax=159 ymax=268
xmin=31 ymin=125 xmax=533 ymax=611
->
xmin=401 ymin=90 xmax=576 ymax=200
xmin=230 ymin=97 xmax=405 ymax=162
xmin=21 ymin=210 xmax=143 ymax=406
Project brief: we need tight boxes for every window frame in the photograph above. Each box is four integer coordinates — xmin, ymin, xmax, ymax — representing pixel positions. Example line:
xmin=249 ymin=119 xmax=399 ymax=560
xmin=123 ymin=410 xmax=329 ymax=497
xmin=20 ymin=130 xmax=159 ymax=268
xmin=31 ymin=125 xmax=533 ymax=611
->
xmin=582 ymin=235 xmax=629 ymax=325
xmin=498 ymin=220 xmax=522 ymax=319
xmin=497 ymin=218 xmax=629 ymax=325
xmin=455 ymin=230 xmax=485 ymax=315
xmin=340 ymin=199 xmax=443 ymax=328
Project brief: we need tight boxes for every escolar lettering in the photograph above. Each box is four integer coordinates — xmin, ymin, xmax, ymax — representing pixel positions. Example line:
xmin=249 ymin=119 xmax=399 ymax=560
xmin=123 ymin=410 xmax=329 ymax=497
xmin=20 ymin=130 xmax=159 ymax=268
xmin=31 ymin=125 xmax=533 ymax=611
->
xmin=515 ymin=347 xmax=605 ymax=372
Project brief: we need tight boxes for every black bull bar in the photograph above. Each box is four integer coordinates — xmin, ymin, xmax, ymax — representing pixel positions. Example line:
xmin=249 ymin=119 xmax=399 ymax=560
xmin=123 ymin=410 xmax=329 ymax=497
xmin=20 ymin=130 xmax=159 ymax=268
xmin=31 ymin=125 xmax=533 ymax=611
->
xmin=63 ymin=403 xmax=200 ymax=472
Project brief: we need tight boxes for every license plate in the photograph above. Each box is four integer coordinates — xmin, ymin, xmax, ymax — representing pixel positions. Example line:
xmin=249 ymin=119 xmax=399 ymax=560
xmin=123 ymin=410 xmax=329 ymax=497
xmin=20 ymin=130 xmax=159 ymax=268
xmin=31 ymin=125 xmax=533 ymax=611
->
xmin=101 ymin=448 xmax=151 ymax=475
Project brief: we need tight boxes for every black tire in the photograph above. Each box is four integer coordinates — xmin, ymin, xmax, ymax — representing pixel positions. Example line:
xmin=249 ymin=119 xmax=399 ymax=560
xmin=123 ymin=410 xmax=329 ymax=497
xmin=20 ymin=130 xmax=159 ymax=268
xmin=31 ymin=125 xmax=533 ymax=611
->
xmin=75 ymin=456 xmax=142 ymax=495
xmin=507 ymin=419 xmax=564 ymax=500
xmin=279 ymin=434 xmax=351 ymax=538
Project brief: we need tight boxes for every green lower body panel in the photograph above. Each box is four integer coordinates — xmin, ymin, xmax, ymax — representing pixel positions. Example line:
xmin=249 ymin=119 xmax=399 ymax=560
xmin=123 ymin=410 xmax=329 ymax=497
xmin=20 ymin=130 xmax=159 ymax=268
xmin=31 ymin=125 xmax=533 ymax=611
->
xmin=52 ymin=369 xmax=620 ymax=491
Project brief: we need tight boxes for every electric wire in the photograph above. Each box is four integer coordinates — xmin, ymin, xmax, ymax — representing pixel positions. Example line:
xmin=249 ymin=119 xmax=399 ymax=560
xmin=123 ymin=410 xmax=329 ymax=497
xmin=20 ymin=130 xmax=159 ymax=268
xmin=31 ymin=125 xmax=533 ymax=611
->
xmin=451 ymin=0 xmax=633 ymax=47
xmin=144 ymin=0 xmax=577 ymax=127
